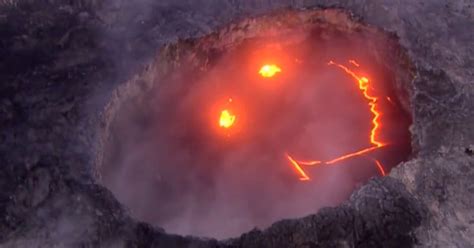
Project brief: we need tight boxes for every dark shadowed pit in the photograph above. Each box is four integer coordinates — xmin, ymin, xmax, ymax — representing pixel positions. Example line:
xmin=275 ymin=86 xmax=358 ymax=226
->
xmin=97 ymin=9 xmax=415 ymax=239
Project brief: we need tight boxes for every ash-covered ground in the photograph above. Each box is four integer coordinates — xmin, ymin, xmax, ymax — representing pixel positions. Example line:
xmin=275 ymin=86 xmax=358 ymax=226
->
xmin=0 ymin=1 xmax=473 ymax=248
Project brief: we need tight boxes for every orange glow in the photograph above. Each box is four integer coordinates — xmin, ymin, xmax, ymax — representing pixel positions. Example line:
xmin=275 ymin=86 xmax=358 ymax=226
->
xmin=284 ymin=60 xmax=387 ymax=181
xmin=386 ymin=96 xmax=394 ymax=105
xmin=374 ymin=160 xmax=386 ymax=176
xmin=259 ymin=64 xmax=281 ymax=78
xmin=325 ymin=146 xmax=383 ymax=165
xmin=285 ymin=154 xmax=310 ymax=181
xmin=349 ymin=60 xmax=360 ymax=67
xmin=219 ymin=109 xmax=235 ymax=129
xmin=328 ymin=61 xmax=384 ymax=148
xmin=295 ymin=160 xmax=322 ymax=166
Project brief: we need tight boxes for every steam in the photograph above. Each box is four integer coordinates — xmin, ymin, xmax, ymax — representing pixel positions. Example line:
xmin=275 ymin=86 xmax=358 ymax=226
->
xmin=100 ymin=28 xmax=411 ymax=239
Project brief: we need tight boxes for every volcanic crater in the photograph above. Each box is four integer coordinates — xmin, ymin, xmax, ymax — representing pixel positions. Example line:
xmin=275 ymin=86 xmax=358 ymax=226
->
xmin=98 ymin=9 xmax=415 ymax=238
xmin=2 ymin=1 xmax=473 ymax=247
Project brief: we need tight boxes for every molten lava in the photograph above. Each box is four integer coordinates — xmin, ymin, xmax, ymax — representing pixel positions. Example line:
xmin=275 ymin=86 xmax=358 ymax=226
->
xmin=219 ymin=109 xmax=236 ymax=129
xmin=328 ymin=60 xmax=384 ymax=148
xmin=214 ymin=59 xmax=387 ymax=181
xmin=285 ymin=60 xmax=387 ymax=181
xmin=348 ymin=60 xmax=360 ymax=67
xmin=285 ymin=154 xmax=311 ymax=181
xmin=375 ymin=160 xmax=386 ymax=176
xmin=259 ymin=64 xmax=281 ymax=78
xmin=325 ymin=146 xmax=383 ymax=165
xmin=295 ymin=160 xmax=322 ymax=166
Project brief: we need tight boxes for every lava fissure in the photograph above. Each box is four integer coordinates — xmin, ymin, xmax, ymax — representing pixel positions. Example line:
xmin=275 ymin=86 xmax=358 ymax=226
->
xmin=285 ymin=60 xmax=387 ymax=180
xmin=328 ymin=60 xmax=384 ymax=148
xmin=217 ymin=59 xmax=390 ymax=180
xmin=324 ymin=145 xmax=384 ymax=165
xmin=374 ymin=160 xmax=386 ymax=176
xmin=285 ymin=153 xmax=311 ymax=181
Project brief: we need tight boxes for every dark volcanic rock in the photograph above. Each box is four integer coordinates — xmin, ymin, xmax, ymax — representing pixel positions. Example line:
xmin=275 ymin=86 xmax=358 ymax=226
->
xmin=220 ymin=178 xmax=422 ymax=248
xmin=0 ymin=0 xmax=473 ymax=247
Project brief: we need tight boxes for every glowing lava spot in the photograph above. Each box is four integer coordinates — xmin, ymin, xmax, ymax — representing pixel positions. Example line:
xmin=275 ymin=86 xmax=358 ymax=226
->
xmin=259 ymin=64 xmax=281 ymax=78
xmin=219 ymin=109 xmax=236 ymax=129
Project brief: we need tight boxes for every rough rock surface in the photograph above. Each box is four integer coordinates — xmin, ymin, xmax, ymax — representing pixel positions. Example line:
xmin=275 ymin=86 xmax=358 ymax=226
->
xmin=0 ymin=1 xmax=473 ymax=247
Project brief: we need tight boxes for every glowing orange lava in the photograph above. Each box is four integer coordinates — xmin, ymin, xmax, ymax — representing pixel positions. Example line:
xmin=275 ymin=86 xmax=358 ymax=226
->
xmin=325 ymin=146 xmax=384 ymax=165
xmin=349 ymin=60 xmax=360 ymax=67
xmin=285 ymin=60 xmax=387 ymax=181
xmin=219 ymin=109 xmax=236 ymax=129
xmin=295 ymin=160 xmax=322 ymax=166
xmin=259 ymin=64 xmax=281 ymax=78
xmin=374 ymin=160 xmax=386 ymax=176
xmin=386 ymin=96 xmax=395 ymax=105
xmin=328 ymin=60 xmax=384 ymax=148
xmin=285 ymin=154 xmax=310 ymax=181
xmin=216 ymin=60 xmax=387 ymax=181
